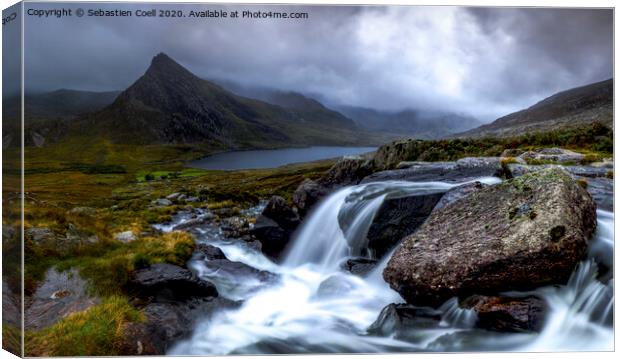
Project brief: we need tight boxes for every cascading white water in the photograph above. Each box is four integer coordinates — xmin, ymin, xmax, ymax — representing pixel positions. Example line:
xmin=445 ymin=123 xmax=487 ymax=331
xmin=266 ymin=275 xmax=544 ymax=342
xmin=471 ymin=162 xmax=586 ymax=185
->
xmin=168 ymin=178 xmax=613 ymax=355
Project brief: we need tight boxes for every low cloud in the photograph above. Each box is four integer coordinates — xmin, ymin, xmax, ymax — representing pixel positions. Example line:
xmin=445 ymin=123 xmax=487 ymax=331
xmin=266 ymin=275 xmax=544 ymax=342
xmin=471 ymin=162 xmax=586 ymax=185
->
xmin=22 ymin=4 xmax=612 ymax=121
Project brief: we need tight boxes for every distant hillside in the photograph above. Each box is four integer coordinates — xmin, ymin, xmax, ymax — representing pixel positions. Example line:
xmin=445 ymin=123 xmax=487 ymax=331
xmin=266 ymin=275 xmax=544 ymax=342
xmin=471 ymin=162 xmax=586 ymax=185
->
xmin=4 ymin=89 xmax=120 ymax=120
xmin=454 ymin=79 xmax=613 ymax=138
xmin=218 ymin=82 xmax=357 ymax=130
xmin=337 ymin=106 xmax=482 ymax=139
xmin=19 ymin=53 xmax=393 ymax=149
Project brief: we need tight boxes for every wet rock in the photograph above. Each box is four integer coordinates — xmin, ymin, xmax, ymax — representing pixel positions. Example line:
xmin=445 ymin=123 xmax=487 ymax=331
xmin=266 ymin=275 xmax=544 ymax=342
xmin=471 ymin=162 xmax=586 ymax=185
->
xmin=186 ymin=196 xmax=199 ymax=202
xmin=195 ymin=243 xmax=227 ymax=260
xmin=25 ymin=268 xmax=100 ymax=330
xmin=463 ymin=295 xmax=546 ymax=332
xmin=172 ymin=215 xmax=213 ymax=231
xmin=395 ymin=161 xmax=453 ymax=170
xmin=585 ymin=177 xmax=613 ymax=212
xmin=316 ymin=274 xmax=359 ymax=298
xmin=292 ymin=179 xmax=328 ymax=217
xmin=221 ymin=216 xmax=251 ymax=237
xmin=128 ymin=263 xmax=218 ymax=302
xmin=361 ymin=157 xmax=504 ymax=184
xmin=203 ymin=259 xmax=277 ymax=283
xmin=432 ymin=181 xmax=488 ymax=212
xmin=318 ymin=155 xmax=375 ymax=188
xmin=250 ymin=216 xmax=290 ymax=260
xmin=262 ymin=196 xmax=300 ymax=230
xmin=250 ymin=197 xmax=299 ymax=261
xmin=114 ymin=231 xmax=137 ymax=243
xmin=341 ymin=258 xmax=377 ymax=276
xmin=244 ymin=239 xmax=263 ymax=252
xmin=368 ymin=303 xmax=442 ymax=336
xmin=383 ymin=168 xmax=597 ymax=307
xmin=119 ymin=297 xmax=240 ymax=355
xmin=519 ymin=147 xmax=584 ymax=164
xmin=565 ymin=166 xmax=610 ymax=178
xmin=367 ymin=192 xmax=445 ymax=258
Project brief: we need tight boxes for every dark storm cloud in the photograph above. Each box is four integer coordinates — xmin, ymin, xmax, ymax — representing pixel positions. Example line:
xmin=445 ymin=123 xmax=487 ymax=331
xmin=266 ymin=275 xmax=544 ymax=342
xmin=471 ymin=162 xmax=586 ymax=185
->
xmin=22 ymin=3 xmax=612 ymax=121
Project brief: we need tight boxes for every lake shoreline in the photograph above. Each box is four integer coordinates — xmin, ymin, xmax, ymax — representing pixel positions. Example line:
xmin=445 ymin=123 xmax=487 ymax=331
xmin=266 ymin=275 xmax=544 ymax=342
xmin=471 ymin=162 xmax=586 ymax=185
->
xmin=187 ymin=146 xmax=378 ymax=171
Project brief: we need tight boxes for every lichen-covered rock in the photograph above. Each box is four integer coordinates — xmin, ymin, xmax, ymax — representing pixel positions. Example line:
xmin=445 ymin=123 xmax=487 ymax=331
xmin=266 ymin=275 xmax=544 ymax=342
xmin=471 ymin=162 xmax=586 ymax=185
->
xmin=383 ymin=168 xmax=597 ymax=307
xmin=519 ymin=147 xmax=584 ymax=164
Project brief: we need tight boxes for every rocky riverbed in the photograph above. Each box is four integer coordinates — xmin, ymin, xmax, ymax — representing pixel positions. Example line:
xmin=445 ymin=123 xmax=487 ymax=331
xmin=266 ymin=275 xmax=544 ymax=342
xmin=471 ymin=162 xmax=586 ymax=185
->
xmin=22 ymin=148 xmax=614 ymax=354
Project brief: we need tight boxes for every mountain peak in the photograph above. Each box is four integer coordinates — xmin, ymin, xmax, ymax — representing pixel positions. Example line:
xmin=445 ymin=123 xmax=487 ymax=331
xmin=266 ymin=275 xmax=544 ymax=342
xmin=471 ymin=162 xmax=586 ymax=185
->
xmin=145 ymin=52 xmax=195 ymax=79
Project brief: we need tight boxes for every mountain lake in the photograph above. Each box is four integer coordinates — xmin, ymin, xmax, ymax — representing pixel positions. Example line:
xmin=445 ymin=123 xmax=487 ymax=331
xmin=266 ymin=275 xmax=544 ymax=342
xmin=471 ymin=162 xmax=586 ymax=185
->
xmin=188 ymin=146 xmax=377 ymax=170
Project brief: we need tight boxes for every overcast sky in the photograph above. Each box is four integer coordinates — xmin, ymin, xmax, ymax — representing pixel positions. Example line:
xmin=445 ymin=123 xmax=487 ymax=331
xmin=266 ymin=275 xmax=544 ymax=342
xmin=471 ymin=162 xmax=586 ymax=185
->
xmin=20 ymin=3 xmax=613 ymax=121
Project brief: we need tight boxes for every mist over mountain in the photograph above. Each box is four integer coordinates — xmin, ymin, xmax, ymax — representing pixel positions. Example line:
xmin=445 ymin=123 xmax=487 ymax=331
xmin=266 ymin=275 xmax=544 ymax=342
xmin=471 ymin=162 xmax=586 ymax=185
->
xmin=219 ymin=80 xmax=481 ymax=139
xmin=454 ymin=78 xmax=613 ymax=138
xmin=336 ymin=106 xmax=482 ymax=139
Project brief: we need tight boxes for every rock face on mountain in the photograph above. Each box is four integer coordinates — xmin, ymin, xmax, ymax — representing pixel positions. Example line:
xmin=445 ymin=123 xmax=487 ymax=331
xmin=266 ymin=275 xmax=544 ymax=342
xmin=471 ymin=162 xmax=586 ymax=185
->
xmin=62 ymin=53 xmax=387 ymax=149
xmin=383 ymin=168 xmax=597 ymax=307
xmin=454 ymin=79 xmax=613 ymax=139
xmin=81 ymin=53 xmax=292 ymax=145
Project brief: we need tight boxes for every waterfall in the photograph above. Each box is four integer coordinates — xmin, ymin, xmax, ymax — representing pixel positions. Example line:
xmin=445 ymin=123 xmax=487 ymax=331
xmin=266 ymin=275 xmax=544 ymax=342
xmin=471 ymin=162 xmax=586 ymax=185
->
xmin=283 ymin=180 xmax=488 ymax=272
xmin=169 ymin=178 xmax=612 ymax=355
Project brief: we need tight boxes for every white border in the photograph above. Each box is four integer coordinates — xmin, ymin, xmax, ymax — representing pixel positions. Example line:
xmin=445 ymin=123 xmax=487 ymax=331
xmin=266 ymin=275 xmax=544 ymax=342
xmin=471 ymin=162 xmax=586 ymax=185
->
xmin=0 ymin=1 xmax=617 ymax=359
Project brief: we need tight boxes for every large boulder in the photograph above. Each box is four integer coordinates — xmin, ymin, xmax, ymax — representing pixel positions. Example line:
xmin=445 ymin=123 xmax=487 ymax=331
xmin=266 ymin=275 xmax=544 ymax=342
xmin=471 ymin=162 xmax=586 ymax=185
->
xmin=463 ymin=295 xmax=546 ymax=333
xmin=292 ymin=179 xmax=329 ymax=217
xmin=291 ymin=156 xmax=374 ymax=217
xmin=127 ymin=263 xmax=217 ymax=301
xmin=366 ymin=192 xmax=445 ymax=259
xmin=383 ymin=167 xmax=597 ymax=307
xmin=262 ymin=196 xmax=300 ymax=230
xmin=250 ymin=216 xmax=291 ymax=260
xmin=251 ymin=196 xmax=301 ymax=260
xmin=318 ymin=155 xmax=374 ymax=188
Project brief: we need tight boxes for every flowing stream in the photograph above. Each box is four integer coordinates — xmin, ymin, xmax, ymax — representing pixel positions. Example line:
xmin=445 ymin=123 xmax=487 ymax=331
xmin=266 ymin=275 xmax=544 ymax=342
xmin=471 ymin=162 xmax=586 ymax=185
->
xmin=167 ymin=177 xmax=613 ymax=354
